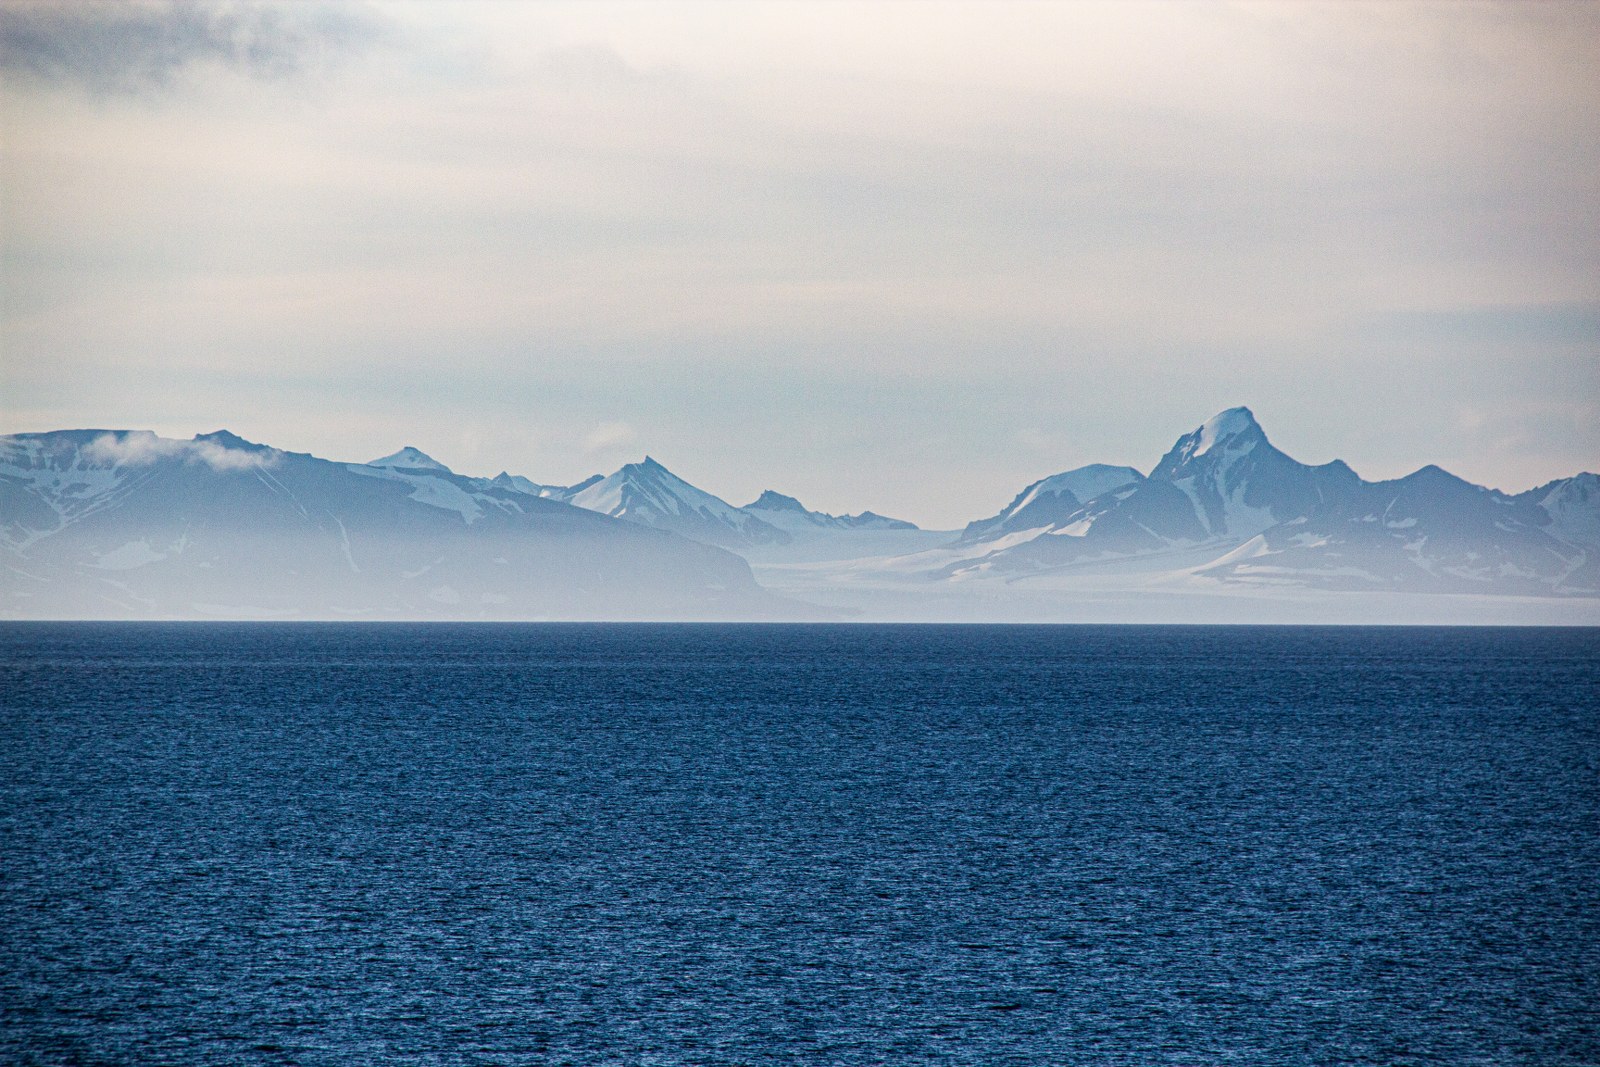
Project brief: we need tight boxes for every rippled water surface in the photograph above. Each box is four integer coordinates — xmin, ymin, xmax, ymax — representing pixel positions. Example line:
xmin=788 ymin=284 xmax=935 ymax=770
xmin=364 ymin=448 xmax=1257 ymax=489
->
xmin=3 ymin=623 xmax=1598 ymax=1065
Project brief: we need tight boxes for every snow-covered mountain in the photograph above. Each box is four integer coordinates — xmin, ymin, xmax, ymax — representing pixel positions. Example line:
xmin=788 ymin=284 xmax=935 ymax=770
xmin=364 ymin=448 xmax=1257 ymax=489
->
xmin=958 ymin=464 xmax=1143 ymax=544
xmin=367 ymin=450 xmax=575 ymax=500
xmin=921 ymin=407 xmax=1596 ymax=597
xmin=1196 ymin=465 xmax=1598 ymax=595
xmin=1147 ymin=407 xmax=1363 ymax=539
xmin=550 ymin=457 xmax=792 ymax=549
xmin=943 ymin=409 xmax=1356 ymax=573
xmin=487 ymin=471 xmax=547 ymax=495
xmin=0 ymin=431 xmax=798 ymax=619
xmin=1525 ymin=472 xmax=1600 ymax=548
xmin=742 ymin=490 xmax=917 ymax=532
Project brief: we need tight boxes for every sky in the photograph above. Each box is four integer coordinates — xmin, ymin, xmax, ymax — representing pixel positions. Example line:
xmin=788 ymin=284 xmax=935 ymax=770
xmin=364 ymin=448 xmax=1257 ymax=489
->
xmin=2 ymin=0 xmax=1596 ymax=529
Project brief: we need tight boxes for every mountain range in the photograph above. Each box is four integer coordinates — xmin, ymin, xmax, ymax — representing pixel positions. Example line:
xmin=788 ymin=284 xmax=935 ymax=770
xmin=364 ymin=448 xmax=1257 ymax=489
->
xmin=0 ymin=431 xmax=792 ymax=619
xmin=2 ymin=408 xmax=1596 ymax=620
xmin=934 ymin=409 xmax=1596 ymax=597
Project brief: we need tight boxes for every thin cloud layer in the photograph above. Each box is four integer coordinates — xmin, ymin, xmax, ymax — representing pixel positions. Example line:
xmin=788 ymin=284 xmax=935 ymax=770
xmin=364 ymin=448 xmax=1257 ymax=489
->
xmin=84 ymin=432 xmax=277 ymax=471
xmin=583 ymin=421 xmax=637 ymax=454
xmin=0 ymin=0 xmax=391 ymax=94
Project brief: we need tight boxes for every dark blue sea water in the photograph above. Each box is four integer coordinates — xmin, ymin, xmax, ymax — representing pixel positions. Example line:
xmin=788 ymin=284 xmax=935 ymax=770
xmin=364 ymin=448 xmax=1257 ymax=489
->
xmin=2 ymin=623 xmax=1597 ymax=1066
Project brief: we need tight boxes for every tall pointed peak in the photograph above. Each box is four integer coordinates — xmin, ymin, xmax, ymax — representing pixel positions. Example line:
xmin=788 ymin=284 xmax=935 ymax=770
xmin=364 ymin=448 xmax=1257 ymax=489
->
xmin=612 ymin=456 xmax=673 ymax=482
xmin=1192 ymin=407 xmax=1263 ymax=456
xmin=368 ymin=446 xmax=451 ymax=472
xmin=747 ymin=490 xmax=808 ymax=512
xmin=1396 ymin=463 xmax=1474 ymax=489
xmin=1149 ymin=407 xmax=1271 ymax=481
xmin=490 ymin=471 xmax=545 ymax=494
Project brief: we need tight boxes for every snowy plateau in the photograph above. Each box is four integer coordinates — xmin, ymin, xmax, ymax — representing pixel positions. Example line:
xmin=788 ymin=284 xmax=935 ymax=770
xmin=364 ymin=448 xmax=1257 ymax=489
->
xmin=2 ymin=409 xmax=1597 ymax=622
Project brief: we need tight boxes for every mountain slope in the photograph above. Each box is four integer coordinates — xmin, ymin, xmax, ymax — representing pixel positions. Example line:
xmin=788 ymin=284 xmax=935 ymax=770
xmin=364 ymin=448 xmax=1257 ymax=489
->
xmin=958 ymin=464 xmax=1144 ymax=544
xmin=0 ymin=431 xmax=800 ymax=619
xmin=1197 ymin=465 xmax=1598 ymax=594
xmin=1525 ymin=473 xmax=1600 ymax=548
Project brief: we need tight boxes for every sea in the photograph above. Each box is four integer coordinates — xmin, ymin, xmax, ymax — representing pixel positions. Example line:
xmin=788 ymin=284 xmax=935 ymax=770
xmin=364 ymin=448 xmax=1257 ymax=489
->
xmin=2 ymin=623 xmax=1596 ymax=1066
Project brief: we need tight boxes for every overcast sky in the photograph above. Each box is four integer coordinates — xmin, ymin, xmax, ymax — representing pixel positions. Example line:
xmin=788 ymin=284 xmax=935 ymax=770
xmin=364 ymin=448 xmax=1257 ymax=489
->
xmin=3 ymin=0 xmax=1596 ymax=527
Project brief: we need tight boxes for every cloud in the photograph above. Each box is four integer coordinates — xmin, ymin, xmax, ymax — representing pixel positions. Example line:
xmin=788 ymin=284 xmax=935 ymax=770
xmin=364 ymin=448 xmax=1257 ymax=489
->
xmin=84 ymin=432 xmax=277 ymax=471
xmin=582 ymin=421 xmax=637 ymax=453
xmin=0 ymin=0 xmax=392 ymax=94
xmin=3 ymin=2 xmax=1595 ymax=524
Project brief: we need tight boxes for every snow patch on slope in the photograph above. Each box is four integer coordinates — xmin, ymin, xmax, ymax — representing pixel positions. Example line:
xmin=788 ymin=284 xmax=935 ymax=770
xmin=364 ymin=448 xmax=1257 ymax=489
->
xmin=348 ymin=464 xmax=485 ymax=524
xmin=1009 ymin=465 xmax=1143 ymax=514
